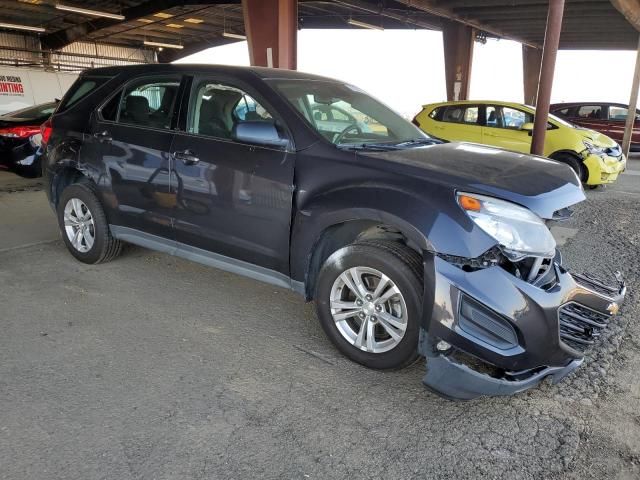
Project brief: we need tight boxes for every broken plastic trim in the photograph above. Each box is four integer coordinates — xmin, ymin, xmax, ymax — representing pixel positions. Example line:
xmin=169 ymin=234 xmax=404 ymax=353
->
xmin=423 ymin=353 xmax=583 ymax=401
xmin=436 ymin=247 xmax=559 ymax=289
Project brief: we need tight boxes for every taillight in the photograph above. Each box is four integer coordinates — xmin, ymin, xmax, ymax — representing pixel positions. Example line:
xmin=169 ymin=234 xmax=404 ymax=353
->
xmin=0 ymin=125 xmax=41 ymax=138
xmin=41 ymin=119 xmax=52 ymax=145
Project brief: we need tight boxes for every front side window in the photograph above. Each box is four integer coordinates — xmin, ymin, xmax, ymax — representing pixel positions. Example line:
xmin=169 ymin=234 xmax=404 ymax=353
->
xmin=500 ymin=106 xmax=532 ymax=129
xmin=118 ymin=78 xmax=180 ymax=129
xmin=189 ymin=82 xmax=273 ymax=139
xmin=609 ymin=106 xmax=628 ymax=120
xmin=577 ymin=105 xmax=603 ymax=119
xmin=270 ymin=79 xmax=427 ymax=146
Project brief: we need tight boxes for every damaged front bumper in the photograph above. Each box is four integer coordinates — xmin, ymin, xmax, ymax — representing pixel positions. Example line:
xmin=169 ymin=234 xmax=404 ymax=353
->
xmin=419 ymin=254 xmax=626 ymax=400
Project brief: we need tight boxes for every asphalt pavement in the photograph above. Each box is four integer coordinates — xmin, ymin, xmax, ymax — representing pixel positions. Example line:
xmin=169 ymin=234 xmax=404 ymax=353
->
xmin=0 ymin=158 xmax=639 ymax=480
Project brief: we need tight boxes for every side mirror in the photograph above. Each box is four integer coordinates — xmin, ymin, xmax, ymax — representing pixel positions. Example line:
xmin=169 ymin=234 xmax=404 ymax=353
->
xmin=232 ymin=121 xmax=288 ymax=148
xmin=520 ymin=122 xmax=534 ymax=132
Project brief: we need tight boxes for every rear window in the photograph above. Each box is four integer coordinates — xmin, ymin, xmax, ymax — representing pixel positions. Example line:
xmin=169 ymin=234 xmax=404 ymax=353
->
xmin=57 ymin=76 xmax=109 ymax=113
xmin=4 ymin=102 xmax=57 ymax=119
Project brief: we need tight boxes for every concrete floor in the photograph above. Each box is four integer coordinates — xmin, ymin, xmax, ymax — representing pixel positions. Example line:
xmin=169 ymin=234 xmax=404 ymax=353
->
xmin=0 ymin=158 xmax=639 ymax=480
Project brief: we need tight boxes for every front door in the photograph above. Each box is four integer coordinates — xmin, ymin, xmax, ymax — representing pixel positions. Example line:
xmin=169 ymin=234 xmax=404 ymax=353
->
xmin=170 ymin=77 xmax=295 ymax=275
xmin=96 ymin=75 xmax=182 ymax=239
xmin=482 ymin=105 xmax=532 ymax=154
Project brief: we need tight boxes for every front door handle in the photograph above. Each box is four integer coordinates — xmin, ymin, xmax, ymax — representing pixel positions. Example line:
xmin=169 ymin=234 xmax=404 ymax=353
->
xmin=93 ymin=130 xmax=112 ymax=142
xmin=173 ymin=149 xmax=199 ymax=165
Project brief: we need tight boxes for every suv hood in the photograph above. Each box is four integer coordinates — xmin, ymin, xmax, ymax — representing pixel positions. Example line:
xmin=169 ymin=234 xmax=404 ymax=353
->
xmin=358 ymin=142 xmax=585 ymax=219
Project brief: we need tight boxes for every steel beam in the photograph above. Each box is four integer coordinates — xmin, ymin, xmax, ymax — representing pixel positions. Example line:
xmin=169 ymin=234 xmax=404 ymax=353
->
xmin=442 ymin=19 xmax=474 ymax=101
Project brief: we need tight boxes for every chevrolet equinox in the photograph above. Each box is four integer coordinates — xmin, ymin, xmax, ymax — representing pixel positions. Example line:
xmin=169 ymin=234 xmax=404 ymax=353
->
xmin=42 ymin=65 xmax=626 ymax=400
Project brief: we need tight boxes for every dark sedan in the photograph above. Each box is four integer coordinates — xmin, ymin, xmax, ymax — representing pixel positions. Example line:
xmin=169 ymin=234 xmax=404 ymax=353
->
xmin=0 ymin=101 xmax=57 ymax=177
xmin=550 ymin=102 xmax=640 ymax=151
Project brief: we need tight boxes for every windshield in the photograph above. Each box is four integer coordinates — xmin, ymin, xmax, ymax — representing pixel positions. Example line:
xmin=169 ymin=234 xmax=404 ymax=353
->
xmin=548 ymin=112 xmax=574 ymax=128
xmin=269 ymin=79 xmax=430 ymax=147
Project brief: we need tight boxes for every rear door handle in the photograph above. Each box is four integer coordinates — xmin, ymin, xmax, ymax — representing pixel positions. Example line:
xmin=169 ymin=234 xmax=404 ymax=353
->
xmin=173 ymin=149 xmax=199 ymax=165
xmin=93 ymin=130 xmax=112 ymax=142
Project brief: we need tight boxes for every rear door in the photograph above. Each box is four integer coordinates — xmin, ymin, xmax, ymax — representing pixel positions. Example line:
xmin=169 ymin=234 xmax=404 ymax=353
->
xmin=169 ymin=75 xmax=295 ymax=275
xmin=481 ymin=105 xmax=532 ymax=153
xmin=93 ymin=74 xmax=183 ymax=240
xmin=435 ymin=104 xmax=483 ymax=143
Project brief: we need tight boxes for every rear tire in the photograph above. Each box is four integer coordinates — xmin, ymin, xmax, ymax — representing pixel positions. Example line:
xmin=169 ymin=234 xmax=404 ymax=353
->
xmin=551 ymin=152 xmax=587 ymax=183
xmin=56 ymin=183 xmax=122 ymax=264
xmin=315 ymin=240 xmax=424 ymax=370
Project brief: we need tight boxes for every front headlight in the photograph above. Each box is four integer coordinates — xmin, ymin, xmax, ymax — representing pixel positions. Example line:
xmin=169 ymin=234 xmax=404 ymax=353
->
xmin=583 ymin=140 xmax=605 ymax=155
xmin=457 ymin=192 xmax=556 ymax=261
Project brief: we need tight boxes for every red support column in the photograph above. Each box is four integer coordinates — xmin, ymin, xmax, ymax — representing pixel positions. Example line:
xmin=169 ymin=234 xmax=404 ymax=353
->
xmin=522 ymin=45 xmax=542 ymax=106
xmin=442 ymin=20 xmax=475 ymax=101
xmin=530 ymin=0 xmax=565 ymax=156
xmin=242 ymin=0 xmax=297 ymax=69
xmin=278 ymin=0 xmax=297 ymax=70
xmin=622 ymin=34 xmax=640 ymax=158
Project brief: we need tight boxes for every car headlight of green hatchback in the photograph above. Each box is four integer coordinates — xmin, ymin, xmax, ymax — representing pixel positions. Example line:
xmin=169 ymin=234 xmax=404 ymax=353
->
xmin=583 ymin=140 xmax=605 ymax=156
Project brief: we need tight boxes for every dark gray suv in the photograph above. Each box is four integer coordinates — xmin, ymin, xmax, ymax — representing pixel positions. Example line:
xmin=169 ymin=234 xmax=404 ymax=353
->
xmin=42 ymin=64 xmax=625 ymax=400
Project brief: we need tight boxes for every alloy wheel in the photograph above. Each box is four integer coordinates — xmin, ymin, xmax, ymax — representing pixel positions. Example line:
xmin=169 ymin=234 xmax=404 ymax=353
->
xmin=63 ymin=198 xmax=95 ymax=253
xmin=329 ymin=266 xmax=408 ymax=353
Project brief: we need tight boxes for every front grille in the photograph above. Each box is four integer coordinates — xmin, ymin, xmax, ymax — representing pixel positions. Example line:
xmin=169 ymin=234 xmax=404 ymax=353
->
xmin=559 ymin=302 xmax=610 ymax=352
xmin=572 ymin=272 xmax=621 ymax=298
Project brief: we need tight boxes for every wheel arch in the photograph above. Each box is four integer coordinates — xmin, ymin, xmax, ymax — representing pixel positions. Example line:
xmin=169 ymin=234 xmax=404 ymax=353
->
xmin=49 ymin=164 xmax=93 ymax=208
xmin=291 ymin=208 xmax=431 ymax=301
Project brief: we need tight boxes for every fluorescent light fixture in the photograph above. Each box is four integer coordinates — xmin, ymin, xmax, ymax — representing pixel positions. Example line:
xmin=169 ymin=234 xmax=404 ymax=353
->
xmin=347 ymin=19 xmax=383 ymax=30
xmin=223 ymin=31 xmax=246 ymax=40
xmin=144 ymin=40 xmax=183 ymax=50
xmin=153 ymin=12 xmax=173 ymax=19
xmin=136 ymin=18 xmax=153 ymax=23
xmin=184 ymin=18 xmax=204 ymax=24
xmin=166 ymin=23 xmax=183 ymax=29
xmin=0 ymin=22 xmax=45 ymax=33
xmin=56 ymin=4 xmax=125 ymax=21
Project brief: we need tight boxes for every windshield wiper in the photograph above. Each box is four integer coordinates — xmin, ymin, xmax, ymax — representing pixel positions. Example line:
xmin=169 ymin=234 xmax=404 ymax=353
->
xmin=392 ymin=138 xmax=440 ymax=147
xmin=337 ymin=143 xmax=400 ymax=151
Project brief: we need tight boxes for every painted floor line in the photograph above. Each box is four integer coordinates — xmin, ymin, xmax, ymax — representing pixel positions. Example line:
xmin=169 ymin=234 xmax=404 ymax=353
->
xmin=0 ymin=238 xmax=59 ymax=254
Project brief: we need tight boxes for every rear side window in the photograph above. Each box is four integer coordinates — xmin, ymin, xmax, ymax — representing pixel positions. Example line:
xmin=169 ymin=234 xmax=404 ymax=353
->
xmin=442 ymin=105 xmax=479 ymax=125
xmin=58 ymin=77 xmax=108 ymax=112
xmin=577 ymin=105 xmax=603 ymax=119
xmin=117 ymin=78 xmax=181 ymax=129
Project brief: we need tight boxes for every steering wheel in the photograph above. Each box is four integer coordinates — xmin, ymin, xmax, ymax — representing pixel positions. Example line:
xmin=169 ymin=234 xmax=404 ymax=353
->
xmin=334 ymin=123 xmax=362 ymax=144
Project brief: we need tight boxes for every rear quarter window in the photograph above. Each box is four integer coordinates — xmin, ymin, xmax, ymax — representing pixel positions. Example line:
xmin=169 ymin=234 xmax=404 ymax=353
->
xmin=57 ymin=76 xmax=109 ymax=113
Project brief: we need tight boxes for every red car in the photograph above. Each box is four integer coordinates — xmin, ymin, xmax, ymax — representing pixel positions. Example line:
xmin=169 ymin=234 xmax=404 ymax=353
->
xmin=550 ymin=102 xmax=640 ymax=152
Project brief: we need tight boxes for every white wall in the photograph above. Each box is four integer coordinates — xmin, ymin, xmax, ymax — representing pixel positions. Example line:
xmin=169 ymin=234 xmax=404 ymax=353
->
xmin=0 ymin=68 xmax=78 ymax=114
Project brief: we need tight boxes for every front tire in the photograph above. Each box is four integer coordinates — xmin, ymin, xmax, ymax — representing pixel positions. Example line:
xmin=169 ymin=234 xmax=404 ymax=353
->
xmin=551 ymin=152 xmax=587 ymax=183
xmin=56 ymin=183 xmax=122 ymax=264
xmin=315 ymin=240 xmax=423 ymax=370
